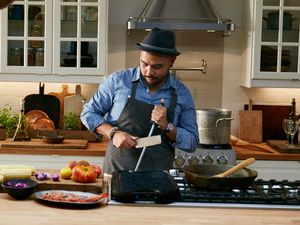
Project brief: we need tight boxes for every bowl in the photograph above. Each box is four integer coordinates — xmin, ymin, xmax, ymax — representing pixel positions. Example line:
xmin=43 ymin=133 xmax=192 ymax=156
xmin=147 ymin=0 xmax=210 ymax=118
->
xmin=1 ymin=178 xmax=38 ymax=200
xmin=42 ymin=135 xmax=64 ymax=144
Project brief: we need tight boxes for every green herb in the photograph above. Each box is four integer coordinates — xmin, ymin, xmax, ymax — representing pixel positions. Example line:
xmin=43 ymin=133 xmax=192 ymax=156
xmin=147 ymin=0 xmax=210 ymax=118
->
xmin=0 ymin=104 xmax=18 ymax=137
xmin=63 ymin=112 xmax=81 ymax=130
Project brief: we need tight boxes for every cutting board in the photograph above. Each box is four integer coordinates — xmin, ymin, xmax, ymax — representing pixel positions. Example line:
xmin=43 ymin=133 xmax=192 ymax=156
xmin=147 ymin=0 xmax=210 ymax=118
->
xmin=34 ymin=169 xmax=103 ymax=193
xmin=238 ymin=100 xmax=263 ymax=143
xmin=244 ymin=104 xmax=291 ymax=142
xmin=49 ymin=84 xmax=74 ymax=129
xmin=25 ymin=83 xmax=60 ymax=129
xmin=267 ymin=140 xmax=300 ymax=154
xmin=0 ymin=139 xmax=88 ymax=149
xmin=64 ymin=85 xmax=85 ymax=116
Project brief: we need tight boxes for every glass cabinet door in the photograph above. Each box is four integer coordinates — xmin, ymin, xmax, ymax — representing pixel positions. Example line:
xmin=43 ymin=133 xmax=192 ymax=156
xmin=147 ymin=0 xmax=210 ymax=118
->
xmin=255 ymin=0 xmax=300 ymax=79
xmin=2 ymin=0 xmax=52 ymax=74
xmin=53 ymin=0 xmax=107 ymax=75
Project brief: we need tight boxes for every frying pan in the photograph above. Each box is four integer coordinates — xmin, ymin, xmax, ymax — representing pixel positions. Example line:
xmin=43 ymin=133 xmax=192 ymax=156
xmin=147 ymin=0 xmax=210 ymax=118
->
xmin=111 ymin=170 xmax=180 ymax=203
xmin=24 ymin=83 xmax=60 ymax=129
xmin=183 ymin=162 xmax=258 ymax=190
xmin=0 ymin=0 xmax=15 ymax=10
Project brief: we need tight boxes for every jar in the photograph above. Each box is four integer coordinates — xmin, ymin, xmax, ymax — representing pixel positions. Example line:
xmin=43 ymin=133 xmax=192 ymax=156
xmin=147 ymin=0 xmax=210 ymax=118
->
xmin=31 ymin=24 xmax=43 ymax=48
xmin=35 ymin=48 xmax=44 ymax=66
xmin=27 ymin=47 xmax=35 ymax=66
xmin=11 ymin=47 xmax=23 ymax=66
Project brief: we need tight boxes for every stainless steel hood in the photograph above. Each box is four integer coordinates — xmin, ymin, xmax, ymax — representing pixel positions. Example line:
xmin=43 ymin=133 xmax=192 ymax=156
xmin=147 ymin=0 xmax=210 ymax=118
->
xmin=127 ymin=0 xmax=234 ymax=35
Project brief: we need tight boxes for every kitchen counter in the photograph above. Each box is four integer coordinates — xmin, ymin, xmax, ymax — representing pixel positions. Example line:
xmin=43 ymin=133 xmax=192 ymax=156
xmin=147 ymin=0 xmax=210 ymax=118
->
xmin=233 ymin=143 xmax=300 ymax=160
xmin=1 ymin=138 xmax=300 ymax=160
xmin=0 ymin=194 xmax=299 ymax=225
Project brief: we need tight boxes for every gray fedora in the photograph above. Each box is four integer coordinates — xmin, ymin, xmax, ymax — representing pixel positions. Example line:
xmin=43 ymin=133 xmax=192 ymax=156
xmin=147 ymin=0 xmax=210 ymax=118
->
xmin=136 ymin=27 xmax=180 ymax=56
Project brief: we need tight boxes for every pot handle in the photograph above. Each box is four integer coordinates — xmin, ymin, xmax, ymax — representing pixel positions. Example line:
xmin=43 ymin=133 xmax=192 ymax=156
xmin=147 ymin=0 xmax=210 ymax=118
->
xmin=215 ymin=118 xmax=234 ymax=127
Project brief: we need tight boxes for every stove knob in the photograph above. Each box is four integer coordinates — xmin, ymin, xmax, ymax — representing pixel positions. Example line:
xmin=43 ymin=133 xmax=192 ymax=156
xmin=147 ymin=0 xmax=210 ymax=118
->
xmin=188 ymin=155 xmax=199 ymax=166
xmin=174 ymin=155 xmax=185 ymax=167
xmin=202 ymin=155 xmax=214 ymax=164
xmin=216 ymin=155 xmax=228 ymax=164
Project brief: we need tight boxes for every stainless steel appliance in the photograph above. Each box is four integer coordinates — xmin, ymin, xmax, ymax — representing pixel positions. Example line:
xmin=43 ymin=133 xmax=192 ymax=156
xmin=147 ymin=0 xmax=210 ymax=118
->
xmin=109 ymin=169 xmax=300 ymax=209
xmin=174 ymin=144 xmax=236 ymax=167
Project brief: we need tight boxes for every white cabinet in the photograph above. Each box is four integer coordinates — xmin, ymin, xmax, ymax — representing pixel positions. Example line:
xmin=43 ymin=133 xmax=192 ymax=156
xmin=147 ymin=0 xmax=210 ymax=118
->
xmin=0 ymin=0 xmax=107 ymax=84
xmin=241 ymin=0 xmax=300 ymax=88
xmin=0 ymin=154 xmax=104 ymax=170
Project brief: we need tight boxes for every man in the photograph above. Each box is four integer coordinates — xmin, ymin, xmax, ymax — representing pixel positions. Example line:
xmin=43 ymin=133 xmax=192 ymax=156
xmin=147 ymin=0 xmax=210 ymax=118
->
xmin=81 ymin=27 xmax=199 ymax=174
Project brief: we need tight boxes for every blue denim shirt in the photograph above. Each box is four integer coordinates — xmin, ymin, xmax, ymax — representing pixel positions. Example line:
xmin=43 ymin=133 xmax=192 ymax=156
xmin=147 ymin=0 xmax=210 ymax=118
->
xmin=80 ymin=67 xmax=199 ymax=152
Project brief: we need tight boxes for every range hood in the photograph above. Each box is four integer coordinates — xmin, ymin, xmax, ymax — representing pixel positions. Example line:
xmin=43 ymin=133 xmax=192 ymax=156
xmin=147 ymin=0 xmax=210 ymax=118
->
xmin=127 ymin=0 xmax=234 ymax=35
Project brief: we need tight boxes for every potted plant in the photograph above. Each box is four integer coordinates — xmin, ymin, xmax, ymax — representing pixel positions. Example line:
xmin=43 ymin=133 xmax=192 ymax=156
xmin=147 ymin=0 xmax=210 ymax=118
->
xmin=0 ymin=104 xmax=18 ymax=139
xmin=63 ymin=112 xmax=81 ymax=130
xmin=60 ymin=112 xmax=101 ymax=142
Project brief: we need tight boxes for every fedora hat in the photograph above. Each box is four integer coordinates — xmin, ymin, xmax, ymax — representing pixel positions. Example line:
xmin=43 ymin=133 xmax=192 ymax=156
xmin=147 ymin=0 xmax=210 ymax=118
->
xmin=136 ymin=27 xmax=180 ymax=56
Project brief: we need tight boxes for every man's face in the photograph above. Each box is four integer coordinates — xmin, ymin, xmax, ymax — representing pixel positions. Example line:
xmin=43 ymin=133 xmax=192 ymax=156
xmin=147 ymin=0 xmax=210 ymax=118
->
xmin=139 ymin=51 xmax=176 ymax=88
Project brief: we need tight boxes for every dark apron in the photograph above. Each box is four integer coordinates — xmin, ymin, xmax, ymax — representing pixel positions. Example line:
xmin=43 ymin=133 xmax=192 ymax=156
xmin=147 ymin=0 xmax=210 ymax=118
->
xmin=103 ymin=81 xmax=177 ymax=174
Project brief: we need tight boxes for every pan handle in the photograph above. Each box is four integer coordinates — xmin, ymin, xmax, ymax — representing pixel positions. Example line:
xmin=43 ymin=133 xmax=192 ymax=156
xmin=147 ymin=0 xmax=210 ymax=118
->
xmin=215 ymin=117 xmax=234 ymax=127
xmin=39 ymin=82 xmax=45 ymax=95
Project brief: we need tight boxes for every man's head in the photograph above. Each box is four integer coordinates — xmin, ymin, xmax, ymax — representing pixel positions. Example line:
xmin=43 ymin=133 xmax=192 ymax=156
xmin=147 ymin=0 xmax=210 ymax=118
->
xmin=136 ymin=27 xmax=180 ymax=57
xmin=137 ymin=28 xmax=180 ymax=90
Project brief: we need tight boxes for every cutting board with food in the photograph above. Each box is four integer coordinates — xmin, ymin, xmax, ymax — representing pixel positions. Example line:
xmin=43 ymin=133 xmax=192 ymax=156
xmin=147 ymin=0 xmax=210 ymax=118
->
xmin=0 ymin=163 xmax=104 ymax=194
xmin=238 ymin=100 xmax=263 ymax=143
xmin=48 ymin=84 xmax=74 ymax=129
xmin=64 ymin=85 xmax=85 ymax=117
xmin=0 ymin=139 xmax=88 ymax=149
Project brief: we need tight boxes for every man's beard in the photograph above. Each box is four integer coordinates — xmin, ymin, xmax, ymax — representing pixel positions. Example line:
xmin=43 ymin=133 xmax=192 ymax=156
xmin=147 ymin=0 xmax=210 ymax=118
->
xmin=141 ymin=73 xmax=168 ymax=89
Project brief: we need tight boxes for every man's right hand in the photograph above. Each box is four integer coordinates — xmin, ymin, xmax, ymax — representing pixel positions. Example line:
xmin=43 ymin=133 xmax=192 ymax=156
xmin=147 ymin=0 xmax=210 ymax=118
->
xmin=112 ymin=130 xmax=138 ymax=149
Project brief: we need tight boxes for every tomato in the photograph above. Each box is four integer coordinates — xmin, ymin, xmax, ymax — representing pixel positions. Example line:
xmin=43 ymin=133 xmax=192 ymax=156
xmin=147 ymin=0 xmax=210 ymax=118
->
xmin=71 ymin=165 xmax=97 ymax=183
xmin=90 ymin=164 xmax=102 ymax=178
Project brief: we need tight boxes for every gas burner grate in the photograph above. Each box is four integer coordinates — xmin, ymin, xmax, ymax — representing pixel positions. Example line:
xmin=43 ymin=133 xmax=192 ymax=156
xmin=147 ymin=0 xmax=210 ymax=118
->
xmin=174 ymin=175 xmax=300 ymax=206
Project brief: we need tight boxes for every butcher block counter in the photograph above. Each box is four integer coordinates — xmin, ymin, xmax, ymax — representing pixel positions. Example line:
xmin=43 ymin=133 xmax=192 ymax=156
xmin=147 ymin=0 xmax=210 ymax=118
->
xmin=0 ymin=194 xmax=299 ymax=225
xmin=1 ymin=137 xmax=300 ymax=160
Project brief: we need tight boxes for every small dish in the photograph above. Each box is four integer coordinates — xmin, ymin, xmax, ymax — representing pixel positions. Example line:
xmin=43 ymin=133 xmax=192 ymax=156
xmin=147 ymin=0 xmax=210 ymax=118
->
xmin=1 ymin=178 xmax=38 ymax=200
xmin=42 ymin=135 xmax=64 ymax=144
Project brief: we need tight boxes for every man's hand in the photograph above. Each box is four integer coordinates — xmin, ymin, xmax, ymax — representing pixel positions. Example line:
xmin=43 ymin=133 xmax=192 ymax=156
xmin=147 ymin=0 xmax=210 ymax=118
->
xmin=151 ymin=99 xmax=168 ymax=130
xmin=112 ymin=130 xmax=138 ymax=149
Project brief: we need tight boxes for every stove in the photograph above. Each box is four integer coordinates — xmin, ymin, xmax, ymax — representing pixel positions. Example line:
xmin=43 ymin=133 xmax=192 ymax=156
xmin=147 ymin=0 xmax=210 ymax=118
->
xmin=108 ymin=169 xmax=300 ymax=209
xmin=169 ymin=169 xmax=300 ymax=209
xmin=174 ymin=144 xmax=236 ymax=168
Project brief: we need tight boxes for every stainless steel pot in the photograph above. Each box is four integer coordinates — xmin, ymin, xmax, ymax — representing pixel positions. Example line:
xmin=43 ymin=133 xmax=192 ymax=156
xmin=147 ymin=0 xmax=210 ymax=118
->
xmin=197 ymin=108 xmax=233 ymax=145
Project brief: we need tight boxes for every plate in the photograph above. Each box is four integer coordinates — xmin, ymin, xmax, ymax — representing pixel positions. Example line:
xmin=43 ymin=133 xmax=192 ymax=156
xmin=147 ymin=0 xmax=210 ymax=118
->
xmin=25 ymin=110 xmax=49 ymax=130
xmin=32 ymin=118 xmax=55 ymax=131
xmin=34 ymin=190 xmax=106 ymax=208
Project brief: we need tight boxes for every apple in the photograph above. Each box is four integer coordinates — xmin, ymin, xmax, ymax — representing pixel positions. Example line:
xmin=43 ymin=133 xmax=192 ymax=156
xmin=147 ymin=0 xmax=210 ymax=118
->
xmin=60 ymin=166 xmax=72 ymax=179
xmin=78 ymin=160 xmax=90 ymax=166
xmin=90 ymin=164 xmax=102 ymax=178
xmin=67 ymin=160 xmax=78 ymax=169
xmin=71 ymin=165 xmax=97 ymax=183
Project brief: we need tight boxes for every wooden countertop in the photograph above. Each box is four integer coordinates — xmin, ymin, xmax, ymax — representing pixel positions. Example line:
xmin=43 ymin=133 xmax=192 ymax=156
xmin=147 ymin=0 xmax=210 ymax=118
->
xmin=1 ymin=137 xmax=300 ymax=160
xmin=0 ymin=140 xmax=108 ymax=156
xmin=233 ymin=143 xmax=300 ymax=160
xmin=0 ymin=193 xmax=299 ymax=225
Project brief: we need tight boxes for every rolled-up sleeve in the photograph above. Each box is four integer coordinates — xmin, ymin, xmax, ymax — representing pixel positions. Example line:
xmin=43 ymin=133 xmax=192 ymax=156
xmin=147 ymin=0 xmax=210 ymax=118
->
xmin=171 ymin=83 xmax=199 ymax=152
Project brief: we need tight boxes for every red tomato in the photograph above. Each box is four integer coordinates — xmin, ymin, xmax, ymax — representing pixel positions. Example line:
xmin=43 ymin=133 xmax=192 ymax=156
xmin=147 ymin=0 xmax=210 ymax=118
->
xmin=71 ymin=165 xmax=97 ymax=183
xmin=90 ymin=164 xmax=102 ymax=178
